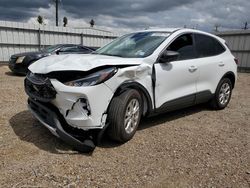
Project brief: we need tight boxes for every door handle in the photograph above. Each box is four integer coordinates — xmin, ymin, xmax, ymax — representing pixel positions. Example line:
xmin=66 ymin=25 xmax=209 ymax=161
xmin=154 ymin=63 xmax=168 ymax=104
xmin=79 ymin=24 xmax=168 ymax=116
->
xmin=189 ymin=66 xmax=198 ymax=72
xmin=218 ymin=62 xmax=225 ymax=67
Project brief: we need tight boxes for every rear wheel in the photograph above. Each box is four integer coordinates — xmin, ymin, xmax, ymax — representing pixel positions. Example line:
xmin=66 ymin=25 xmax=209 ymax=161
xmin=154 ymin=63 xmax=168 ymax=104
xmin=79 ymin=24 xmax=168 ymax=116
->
xmin=210 ymin=78 xmax=232 ymax=110
xmin=107 ymin=89 xmax=142 ymax=143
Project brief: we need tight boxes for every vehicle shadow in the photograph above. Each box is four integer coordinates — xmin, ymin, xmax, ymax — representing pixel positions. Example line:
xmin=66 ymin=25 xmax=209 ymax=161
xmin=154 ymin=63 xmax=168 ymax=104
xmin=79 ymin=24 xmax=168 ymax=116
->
xmin=99 ymin=103 xmax=210 ymax=148
xmin=138 ymin=103 xmax=209 ymax=130
xmin=10 ymin=104 xmax=210 ymax=153
xmin=9 ymin=110 xmax=92 ymax=156
xmin=5 ymin=71 xmax=25 ymax=77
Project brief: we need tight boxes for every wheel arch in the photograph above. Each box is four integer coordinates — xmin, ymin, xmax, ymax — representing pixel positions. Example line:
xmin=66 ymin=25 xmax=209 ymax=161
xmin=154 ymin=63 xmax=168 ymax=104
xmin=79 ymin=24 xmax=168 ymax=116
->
xmin=221 ymin=71 xmax=236 ymax=89
xmin=112 ymin=81 xmax=153 ymax=116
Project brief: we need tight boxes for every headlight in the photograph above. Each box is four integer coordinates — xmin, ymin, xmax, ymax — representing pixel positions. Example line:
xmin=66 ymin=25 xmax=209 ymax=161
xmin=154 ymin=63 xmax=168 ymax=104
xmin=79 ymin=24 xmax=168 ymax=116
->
xmin=16 ymin=56 xmax=25 ymax=64
xmin=64 ymin=67 xmax=117 ymax=87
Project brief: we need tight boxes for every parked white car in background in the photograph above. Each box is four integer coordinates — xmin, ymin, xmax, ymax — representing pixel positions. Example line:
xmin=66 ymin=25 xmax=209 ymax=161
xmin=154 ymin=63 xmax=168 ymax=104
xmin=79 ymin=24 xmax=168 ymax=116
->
xmin=24 ymin=28 xmax=237 ymax=152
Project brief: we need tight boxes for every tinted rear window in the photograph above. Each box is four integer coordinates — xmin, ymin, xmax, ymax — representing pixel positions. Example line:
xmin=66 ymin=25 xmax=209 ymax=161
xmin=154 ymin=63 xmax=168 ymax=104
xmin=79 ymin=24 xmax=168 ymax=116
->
xmin=194 ymin=34 xmax=225 ymax=58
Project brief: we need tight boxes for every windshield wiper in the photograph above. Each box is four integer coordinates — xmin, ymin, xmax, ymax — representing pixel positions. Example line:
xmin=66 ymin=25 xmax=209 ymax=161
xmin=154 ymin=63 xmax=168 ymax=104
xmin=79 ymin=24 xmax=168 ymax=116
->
xmin=94 ymin=53 xmax=124 ymax=57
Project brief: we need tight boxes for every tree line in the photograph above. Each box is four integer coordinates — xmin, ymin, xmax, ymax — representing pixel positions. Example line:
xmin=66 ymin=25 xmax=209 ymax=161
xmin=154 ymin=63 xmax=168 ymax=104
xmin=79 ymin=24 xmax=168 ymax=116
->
xmin=37 ymin=15 xmax=249 ymax=31
xmin=37 ymin=15 xmax=95 ymax=28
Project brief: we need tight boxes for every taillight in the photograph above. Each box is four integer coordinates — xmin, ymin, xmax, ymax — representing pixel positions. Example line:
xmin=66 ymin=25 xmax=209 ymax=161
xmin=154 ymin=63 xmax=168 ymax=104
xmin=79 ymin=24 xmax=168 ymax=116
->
xmin=234 ymin=58 xmax=239 ymax=65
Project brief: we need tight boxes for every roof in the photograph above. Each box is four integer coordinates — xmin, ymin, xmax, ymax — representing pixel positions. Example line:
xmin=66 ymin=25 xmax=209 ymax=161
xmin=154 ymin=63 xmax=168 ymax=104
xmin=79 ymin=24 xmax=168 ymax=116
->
xmin=133 ymin=28 xmax=225 ymax=43
xmin=136 ymin=28 xmax=181 ymax=33
xmin=135 ymin=28 xmax=210 ymax=34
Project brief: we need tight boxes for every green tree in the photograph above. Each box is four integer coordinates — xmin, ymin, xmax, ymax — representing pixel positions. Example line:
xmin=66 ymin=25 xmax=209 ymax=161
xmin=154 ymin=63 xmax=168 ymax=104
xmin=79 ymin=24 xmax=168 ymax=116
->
xmin=243 ymin=22 xmax=248 ymax=30
xmin=63 ymin=17 xmax=68 ymax=27
xmin=37 ymin=15 xmax=44 ymax=25
xmin=214 ymin=24 xmax=220 ymax=32
xmin=90 ymin=19 xmax=95 ymax=27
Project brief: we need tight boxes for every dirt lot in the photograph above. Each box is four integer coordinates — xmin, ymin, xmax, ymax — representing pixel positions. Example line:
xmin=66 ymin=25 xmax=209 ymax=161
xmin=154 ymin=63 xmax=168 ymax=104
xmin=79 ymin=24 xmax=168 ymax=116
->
xmin=0 ymin=65 xmax=249 ymax=188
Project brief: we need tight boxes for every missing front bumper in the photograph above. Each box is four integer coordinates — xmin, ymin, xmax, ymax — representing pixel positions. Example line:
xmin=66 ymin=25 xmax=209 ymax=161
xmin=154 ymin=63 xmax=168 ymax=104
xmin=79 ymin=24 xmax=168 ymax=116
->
xmin=28 ymin=98 xmax=96 ymax=153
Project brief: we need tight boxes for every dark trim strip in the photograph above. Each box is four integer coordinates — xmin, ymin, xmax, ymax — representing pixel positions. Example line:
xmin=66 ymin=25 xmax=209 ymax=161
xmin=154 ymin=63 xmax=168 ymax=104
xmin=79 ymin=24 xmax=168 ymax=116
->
xmin=216 ymin=32 xmax=250 ymax=37
xmin=0 ymin=43 xmax=40 ymax=47
xmin=153 ymin=90 xmax=213 ymax=115
xmin=231 ymin=50 xmax=250 ymax=53
xmin=155 ymin=93 xmax=195 ymax=114
xmin=151 ymin=64 xmax=156 ymax=109
xmin=0 ymin=25 xmax=117 ymax=39
xmin=0 ymin=43 xmax=100 ymax=49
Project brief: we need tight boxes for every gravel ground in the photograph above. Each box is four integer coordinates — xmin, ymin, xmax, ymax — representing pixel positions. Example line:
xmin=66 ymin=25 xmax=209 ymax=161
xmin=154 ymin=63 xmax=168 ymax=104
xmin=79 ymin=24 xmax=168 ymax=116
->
xmin=0 ymin=65 xmax=249 ymax=187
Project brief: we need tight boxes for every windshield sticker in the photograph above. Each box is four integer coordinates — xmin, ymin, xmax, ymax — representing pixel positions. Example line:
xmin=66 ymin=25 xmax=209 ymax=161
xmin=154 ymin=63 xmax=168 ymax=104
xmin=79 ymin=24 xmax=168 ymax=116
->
xmin=135 ymin=50 xmax=145 ymax=56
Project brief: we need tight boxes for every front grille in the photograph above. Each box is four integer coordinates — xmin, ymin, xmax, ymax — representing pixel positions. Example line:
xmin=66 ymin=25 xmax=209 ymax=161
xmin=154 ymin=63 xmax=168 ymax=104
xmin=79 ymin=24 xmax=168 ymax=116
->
xmin=28 ymin=99 xmax=56 ymax=128
xmin=25 ymin=72 xmax=57 ymax=102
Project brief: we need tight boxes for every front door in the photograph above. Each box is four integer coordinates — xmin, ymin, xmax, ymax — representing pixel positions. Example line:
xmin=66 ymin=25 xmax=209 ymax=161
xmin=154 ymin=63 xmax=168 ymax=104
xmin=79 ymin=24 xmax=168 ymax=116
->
xmin=154 ymin=33 xmax=199 ymax=111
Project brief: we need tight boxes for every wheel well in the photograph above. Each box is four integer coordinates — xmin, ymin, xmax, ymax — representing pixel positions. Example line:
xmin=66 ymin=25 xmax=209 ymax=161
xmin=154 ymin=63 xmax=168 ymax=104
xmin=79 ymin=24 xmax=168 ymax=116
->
xmin=222 ymin=72 xmax=236 ymax=88
xmin=113 ymin=82 xmax=153 ymax=116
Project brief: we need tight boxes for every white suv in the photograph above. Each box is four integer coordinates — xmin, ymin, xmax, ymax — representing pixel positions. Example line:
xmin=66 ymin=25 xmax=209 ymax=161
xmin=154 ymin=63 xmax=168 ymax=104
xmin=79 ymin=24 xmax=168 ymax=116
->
xmin=25 ymin=28 xmax=237 ymax=152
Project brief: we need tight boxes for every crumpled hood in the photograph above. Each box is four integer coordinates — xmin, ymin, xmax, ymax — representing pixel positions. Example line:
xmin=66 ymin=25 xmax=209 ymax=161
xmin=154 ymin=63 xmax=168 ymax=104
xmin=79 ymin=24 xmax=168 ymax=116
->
xmin=29 ymin=54 xmax=143 ymax=74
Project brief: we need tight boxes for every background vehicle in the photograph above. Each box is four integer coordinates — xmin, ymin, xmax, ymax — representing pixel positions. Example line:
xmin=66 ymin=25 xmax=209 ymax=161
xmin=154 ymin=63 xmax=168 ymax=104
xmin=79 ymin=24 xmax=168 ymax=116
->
xmin=9 ymin=44 xmax=94 ymax=75
xmin=24 ymin=28 xmax=237 ymax=152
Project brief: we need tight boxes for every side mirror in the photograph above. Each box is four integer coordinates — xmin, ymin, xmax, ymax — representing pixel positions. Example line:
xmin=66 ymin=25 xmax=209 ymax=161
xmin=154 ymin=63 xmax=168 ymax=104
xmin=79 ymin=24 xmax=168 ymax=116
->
xmin=55 ymin=50 xmax=61 ymax=55
xmin=159 ymin=50 xmax=179 ymax=63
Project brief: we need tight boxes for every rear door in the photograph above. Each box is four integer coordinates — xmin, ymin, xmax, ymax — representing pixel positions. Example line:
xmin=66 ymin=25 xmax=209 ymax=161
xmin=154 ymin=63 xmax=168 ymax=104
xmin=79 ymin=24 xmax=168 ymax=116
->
xmin=154 ymin=33 xmax=200 ymax=111
xmin=193 ymin=33 xmax=227 ymax=103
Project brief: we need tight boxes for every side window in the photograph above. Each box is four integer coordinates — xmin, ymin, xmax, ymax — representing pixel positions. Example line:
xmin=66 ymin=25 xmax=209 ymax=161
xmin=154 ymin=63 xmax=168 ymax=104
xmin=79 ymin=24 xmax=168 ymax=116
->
xmin=167 ymin=34 xmax=196 ymax=60
xmin=60 ymin=46 xmax=78 ymax=53
xmin=78 ymin=46 xmax=92 ymax=53
xmin=194 ymin=34 xmax=225 ymax=58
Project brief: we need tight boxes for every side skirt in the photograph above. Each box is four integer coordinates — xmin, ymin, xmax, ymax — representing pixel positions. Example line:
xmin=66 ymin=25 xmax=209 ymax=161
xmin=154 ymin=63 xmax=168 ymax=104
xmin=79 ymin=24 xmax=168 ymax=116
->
xmin=151 ymin=90 xmax=213 ymax=115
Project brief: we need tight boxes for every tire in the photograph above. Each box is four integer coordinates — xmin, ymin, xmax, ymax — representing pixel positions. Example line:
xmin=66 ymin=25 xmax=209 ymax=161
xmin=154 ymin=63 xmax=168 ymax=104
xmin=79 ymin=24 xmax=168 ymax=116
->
xmin=107 ymin=89 xmax=142 ymax=143
xmin=210 ymin=78 xmax=232 ymax=110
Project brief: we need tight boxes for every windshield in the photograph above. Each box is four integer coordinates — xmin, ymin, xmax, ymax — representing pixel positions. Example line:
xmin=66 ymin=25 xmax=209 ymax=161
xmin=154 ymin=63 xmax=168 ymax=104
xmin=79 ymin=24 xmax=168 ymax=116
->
xmin=95 ymin=32 xmax=170 ymax=58
xmin=41 ymin=45 xmax=61 ymax=53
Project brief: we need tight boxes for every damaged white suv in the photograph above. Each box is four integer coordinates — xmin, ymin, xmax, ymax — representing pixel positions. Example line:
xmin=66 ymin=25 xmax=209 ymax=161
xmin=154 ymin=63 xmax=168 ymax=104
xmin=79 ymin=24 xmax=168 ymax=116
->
xmin=25 ymin=28 xmax=237 ymax=152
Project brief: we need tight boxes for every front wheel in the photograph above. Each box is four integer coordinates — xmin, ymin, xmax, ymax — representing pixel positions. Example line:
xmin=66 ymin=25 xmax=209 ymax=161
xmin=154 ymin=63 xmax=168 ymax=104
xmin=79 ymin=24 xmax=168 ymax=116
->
xmin=107 ymin=89 xmax=142 ymax=143
xmin=210 ymin=78 xmax=232 ymax=110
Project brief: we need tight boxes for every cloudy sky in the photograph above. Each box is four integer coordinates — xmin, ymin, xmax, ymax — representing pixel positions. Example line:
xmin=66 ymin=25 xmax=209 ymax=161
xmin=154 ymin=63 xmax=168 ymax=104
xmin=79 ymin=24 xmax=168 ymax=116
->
xmin=0 ymin=0 xmax=249 ymax=33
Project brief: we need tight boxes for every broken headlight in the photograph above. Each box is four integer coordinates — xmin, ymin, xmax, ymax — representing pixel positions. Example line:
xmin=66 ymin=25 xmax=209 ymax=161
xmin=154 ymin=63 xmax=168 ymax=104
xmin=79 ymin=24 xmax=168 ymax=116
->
xmin=64 ymin=67 xmax=117 ymax=87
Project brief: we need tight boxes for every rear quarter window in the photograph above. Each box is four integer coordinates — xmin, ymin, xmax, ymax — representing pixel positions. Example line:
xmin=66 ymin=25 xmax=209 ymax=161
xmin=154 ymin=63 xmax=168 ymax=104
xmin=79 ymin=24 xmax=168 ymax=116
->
xmin=194 ymin=34 xmax=225 ymax=58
